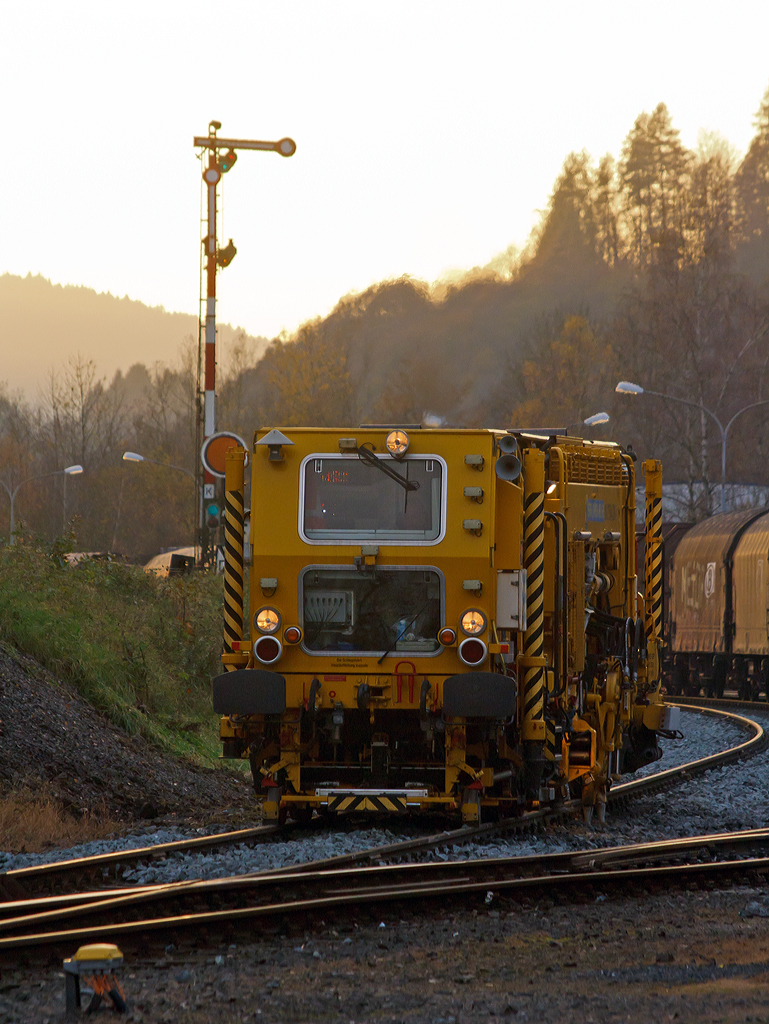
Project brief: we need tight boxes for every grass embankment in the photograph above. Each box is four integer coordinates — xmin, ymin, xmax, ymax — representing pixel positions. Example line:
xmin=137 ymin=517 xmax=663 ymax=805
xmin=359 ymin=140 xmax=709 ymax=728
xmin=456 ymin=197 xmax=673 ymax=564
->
xmin=0 ymin=543 xmax=253 ymax=851
xmin=0 ymin=536 xmax=243 ymax=753
xmin=0 ymin=544 xmax=235 ymax=763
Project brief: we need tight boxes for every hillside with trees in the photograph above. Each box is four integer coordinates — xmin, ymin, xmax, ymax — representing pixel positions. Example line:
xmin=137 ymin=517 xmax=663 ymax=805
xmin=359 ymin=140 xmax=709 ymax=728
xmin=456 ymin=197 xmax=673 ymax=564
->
xmin=2 ymin=86 xmax=769 ymax=555
xmin=0 ymin=273 xmax=268 ymax=399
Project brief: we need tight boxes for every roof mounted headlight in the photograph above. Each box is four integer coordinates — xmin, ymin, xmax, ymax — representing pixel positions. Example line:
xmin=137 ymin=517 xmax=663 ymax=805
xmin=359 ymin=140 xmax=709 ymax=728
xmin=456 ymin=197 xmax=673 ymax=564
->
xmin=386 ymin=429 xmax=409 ymax=458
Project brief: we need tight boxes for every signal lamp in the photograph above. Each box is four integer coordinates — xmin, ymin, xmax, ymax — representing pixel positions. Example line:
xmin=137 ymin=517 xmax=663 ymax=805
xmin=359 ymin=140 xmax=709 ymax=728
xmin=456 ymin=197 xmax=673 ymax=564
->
xmin=460 ymin=609 xmax=487 ymax=636
xmin=284 ymin=626 xmax=302 ymax=645
xmin=255 ymin=607 xmax=281 ymax=634
xmin=219 ymin=149 xmax=238 ymax=172
xmin=386 ymin=429 xmax=409 ymax=458
xmin=458 ymin=637 xmax=487 ymax=666
xmin=438 ymin=627 xmax=457 ymax=646
xmin=206 ymin=503 xmax=220 ymax=528
xmin=216 ymin=239 xmax=237 ymax=268
xmin=276 ymin=137 xmax=297 ymax=157
xmin=254 ymin=635 xmax=282 ymax=665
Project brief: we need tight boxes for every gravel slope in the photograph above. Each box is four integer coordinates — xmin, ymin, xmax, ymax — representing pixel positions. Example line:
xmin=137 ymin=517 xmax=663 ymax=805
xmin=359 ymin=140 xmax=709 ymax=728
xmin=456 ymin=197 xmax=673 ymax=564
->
xmin=0 ymin=646 xmax=253 ymax=828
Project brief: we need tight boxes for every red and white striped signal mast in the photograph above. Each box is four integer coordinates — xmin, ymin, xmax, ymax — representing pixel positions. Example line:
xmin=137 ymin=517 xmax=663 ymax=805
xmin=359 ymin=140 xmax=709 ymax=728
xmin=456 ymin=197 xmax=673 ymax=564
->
xmin=193 ymin=121 xmax=296 ymax=561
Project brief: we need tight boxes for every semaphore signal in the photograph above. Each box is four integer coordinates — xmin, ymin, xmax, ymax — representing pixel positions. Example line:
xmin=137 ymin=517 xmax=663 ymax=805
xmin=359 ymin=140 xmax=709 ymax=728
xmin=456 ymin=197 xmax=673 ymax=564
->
xmin=193 ymin=120 xmax=295 ymax=562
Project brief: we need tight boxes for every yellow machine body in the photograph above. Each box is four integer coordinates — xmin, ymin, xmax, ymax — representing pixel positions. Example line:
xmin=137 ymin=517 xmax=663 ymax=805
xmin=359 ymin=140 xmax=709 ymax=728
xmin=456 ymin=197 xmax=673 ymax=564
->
xmin=214 ymin=427 xmax=664 ymax=822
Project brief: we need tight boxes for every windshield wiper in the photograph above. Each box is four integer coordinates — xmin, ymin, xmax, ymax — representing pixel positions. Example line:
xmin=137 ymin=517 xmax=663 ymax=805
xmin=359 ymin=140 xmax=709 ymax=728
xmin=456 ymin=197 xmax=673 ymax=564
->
xmin=357 ymin=443 xmax=420 ymax=492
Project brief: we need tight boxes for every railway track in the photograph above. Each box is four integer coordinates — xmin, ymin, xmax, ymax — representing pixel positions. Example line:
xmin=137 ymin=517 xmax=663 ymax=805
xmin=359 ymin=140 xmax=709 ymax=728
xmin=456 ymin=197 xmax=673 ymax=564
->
xmin=1 ymin=701 xmax=764 ymax=956
xmin=3 ymin=699 xmax=762 ymax=899
xmin=2 ymin=827 xmax=769 ymax=956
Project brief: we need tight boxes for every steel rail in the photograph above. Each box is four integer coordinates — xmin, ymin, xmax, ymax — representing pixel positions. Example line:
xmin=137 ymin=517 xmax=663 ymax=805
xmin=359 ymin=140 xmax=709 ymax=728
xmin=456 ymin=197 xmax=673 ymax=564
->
xmin=609 ymin=701 xmax=766 ymax=804
xmin=3 ymin=847 xmax=769 ymax=954
xmin=1 ymin=702 xmax=761 ymax=903
xmin=0 ymin=822 xmax=290 ymax=898
xmin=4 ymin=827 xmax=769 ymax=945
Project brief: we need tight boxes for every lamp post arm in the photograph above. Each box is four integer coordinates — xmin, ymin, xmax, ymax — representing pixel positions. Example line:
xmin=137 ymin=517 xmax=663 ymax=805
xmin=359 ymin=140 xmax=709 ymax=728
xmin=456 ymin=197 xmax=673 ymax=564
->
xmin=2 ymin=469 xmax=76 ymax=546
xmin=2 ymin=468 xmax=77 ymax=502
xmin=642 ymin=388 xmax=725 ymax=437
xmin=720 ymin=399 xmax=769 ymax=513
xmin=131 ymin=456 xmax=195 ymax=479
xmin=723 ymin=399 xmax=769 ymax=438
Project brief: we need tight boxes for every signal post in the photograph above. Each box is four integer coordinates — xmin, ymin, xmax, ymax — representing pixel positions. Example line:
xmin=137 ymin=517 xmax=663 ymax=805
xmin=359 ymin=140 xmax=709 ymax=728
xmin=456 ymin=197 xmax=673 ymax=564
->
xmin=193 ymin=121 xmax=296 ymax=563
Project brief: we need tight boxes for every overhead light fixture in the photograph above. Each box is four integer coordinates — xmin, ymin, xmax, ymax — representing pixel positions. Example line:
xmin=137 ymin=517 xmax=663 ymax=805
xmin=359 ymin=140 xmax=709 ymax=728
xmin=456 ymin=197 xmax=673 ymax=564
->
xmin=256 ymin=429 xmax=294 ymax=462
xmin=386 ymin=429 xmax=409 ymax=458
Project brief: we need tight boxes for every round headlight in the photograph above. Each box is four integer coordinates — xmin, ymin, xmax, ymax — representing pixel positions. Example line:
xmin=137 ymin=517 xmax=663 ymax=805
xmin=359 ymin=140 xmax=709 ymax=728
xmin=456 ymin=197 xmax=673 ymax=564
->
xmin=254 ymin=635 xmax=283 ymax=664
xmin=386 ymin=429 xmax=409 ymax=458
xmin=458 ymin=637 xmax=487 ymax=666
xmin=460 ymin=609 xmax=487 ymax=636
xmin=255 ymin=607 xmax=281 ymax=634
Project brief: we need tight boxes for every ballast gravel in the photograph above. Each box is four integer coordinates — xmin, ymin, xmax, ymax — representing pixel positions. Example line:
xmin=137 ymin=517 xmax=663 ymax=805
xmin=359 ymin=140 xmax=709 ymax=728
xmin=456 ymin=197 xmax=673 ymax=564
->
xmin=4 ymin=662 xmax=769 ymax=1024
xmin=1 ymin=706 xmax=764 ymax=882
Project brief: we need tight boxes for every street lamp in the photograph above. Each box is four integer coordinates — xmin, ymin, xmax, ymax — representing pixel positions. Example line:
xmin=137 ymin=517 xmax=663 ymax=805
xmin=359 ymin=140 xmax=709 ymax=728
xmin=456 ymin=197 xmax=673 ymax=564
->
xmin=563 ymin=412 xmax=610 ymax=432
xmin=615 ymin=380 xmax=769 ymax=513
xmin=582 ymin=412 xmax=610 ymax=428
xmin=122 ymin=452 xmax=197 ymax=556
xmin=122 ymin=452 xmax=194 ymax=478
xmin=1 ymin=465 xmax=83 ymax=546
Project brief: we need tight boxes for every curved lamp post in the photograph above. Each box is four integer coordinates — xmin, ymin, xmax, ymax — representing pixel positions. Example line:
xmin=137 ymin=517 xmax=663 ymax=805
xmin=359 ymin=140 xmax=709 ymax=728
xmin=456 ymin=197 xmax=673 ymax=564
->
xmin=1 ymin=464 xmax=83 ymax=546
xmin=122 ymin=452 xmax=194 ymax=478
xmin=122 ymin=452 xmax=196 ymax=555
xmin=615 ymin=380 xmax=769 ymax=514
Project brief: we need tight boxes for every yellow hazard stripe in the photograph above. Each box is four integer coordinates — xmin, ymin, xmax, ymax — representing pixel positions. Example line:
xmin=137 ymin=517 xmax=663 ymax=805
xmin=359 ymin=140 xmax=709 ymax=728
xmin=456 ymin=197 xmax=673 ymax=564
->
xmin=223 ymin=487 xmax=244 ymax=669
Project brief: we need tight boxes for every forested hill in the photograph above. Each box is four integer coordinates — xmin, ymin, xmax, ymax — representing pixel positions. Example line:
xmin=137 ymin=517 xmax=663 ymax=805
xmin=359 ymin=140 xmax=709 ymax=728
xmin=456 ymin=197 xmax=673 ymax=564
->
xmin=0 ymin=274 xmax=267 ymax=399
xmin=3 ymin=89 xmax=769 ymax=556
xmin=219 ymin=89 xmax=769 ymax=524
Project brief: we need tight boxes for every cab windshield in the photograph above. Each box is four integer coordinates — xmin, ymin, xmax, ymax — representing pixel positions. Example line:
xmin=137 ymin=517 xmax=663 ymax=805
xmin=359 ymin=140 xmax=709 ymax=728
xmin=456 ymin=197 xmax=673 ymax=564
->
xmin=301 ymin=566 xmax=443 ymax=656
xmin=301 ymin=455 xmax=443 ymax=542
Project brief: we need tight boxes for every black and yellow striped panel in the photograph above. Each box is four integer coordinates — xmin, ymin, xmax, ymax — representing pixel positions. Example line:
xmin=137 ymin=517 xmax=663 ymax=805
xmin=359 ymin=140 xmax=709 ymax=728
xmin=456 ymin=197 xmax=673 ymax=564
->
xmin=544 ymin=719 xmax=557 ymax=761
xmin=523 ymin=488 xmax=545 ymax=724
xmin=645 ymin=494 xmax=662 ymax=642
xmin=328 ymin=794 xmax=408 ymax=813
xmin=223 ymin=487 xmax=244 ymax=667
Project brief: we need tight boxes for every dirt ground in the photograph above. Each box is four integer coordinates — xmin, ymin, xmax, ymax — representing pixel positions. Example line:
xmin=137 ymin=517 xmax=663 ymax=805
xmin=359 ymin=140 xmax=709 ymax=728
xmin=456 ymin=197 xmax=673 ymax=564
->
xmin=2 ymin=885 xmax=769 ymax=1022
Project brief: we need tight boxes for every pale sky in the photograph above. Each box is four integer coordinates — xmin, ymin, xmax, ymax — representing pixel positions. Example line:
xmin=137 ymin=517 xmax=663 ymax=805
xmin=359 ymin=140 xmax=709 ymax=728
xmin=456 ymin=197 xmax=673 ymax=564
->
xmin=2 ymin=2 xmax=769 ymax=349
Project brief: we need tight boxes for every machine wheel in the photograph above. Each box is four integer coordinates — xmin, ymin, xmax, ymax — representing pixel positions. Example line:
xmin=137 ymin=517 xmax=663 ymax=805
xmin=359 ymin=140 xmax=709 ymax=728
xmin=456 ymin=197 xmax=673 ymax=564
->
xmin=288 ymin=805 xmax=314 ymax=825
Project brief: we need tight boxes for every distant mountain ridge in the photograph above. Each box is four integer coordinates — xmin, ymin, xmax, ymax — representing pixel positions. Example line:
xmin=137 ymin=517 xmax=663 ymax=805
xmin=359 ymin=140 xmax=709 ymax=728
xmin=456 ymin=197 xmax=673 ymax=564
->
xmin=0 ymin=273 xmax=269 ymax=399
